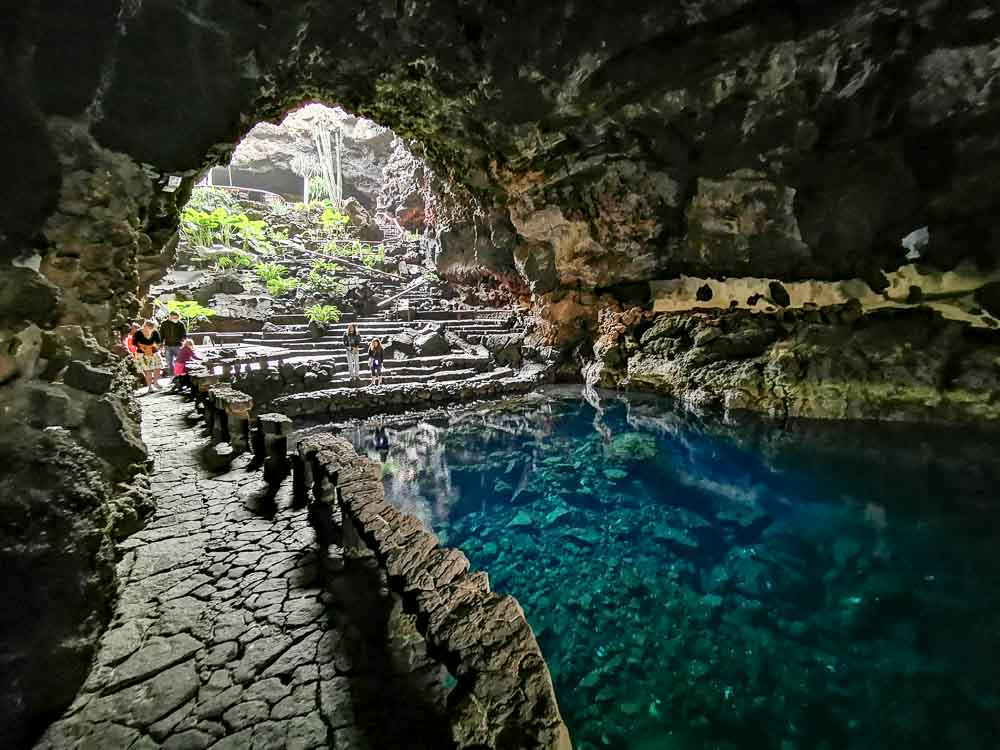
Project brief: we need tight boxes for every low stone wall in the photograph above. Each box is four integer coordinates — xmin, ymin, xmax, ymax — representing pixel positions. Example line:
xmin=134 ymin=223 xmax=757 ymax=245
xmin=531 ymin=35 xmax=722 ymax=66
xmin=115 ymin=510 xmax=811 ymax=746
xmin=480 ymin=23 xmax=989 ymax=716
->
xmin=295 ymin=434 xmax=571 ymax=750
xmin=231 ymin=354 xmax=495 ymax=407
xmin=272 ymin=375 xmax=539 ymax=419
xmin=204 ymin=384 xmax=254 ymax=450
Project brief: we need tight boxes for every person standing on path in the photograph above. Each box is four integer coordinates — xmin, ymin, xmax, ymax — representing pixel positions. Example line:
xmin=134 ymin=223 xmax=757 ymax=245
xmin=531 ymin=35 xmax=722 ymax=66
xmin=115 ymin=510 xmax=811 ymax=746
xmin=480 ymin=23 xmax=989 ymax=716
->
xmin=368 ymin=338 xmax=384 ymax=386
xmin=132 ymin=320 xmax=164 ymax=393
xmin=343 ymin=323 xmax=362 ymax=382
xmin=172 ymin=338 xmax=200 ymax=391
xmin=122 ymin=321 xmax=139 ymax=355
xmin=159 ymin=311 xmax=187 ymax=382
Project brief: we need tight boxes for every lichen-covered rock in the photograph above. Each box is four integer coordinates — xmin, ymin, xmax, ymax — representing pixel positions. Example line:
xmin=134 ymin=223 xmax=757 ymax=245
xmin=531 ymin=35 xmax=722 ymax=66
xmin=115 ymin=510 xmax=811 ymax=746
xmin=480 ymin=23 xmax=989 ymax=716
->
xmin=619 ymin=307 xmax=1000 ymax=423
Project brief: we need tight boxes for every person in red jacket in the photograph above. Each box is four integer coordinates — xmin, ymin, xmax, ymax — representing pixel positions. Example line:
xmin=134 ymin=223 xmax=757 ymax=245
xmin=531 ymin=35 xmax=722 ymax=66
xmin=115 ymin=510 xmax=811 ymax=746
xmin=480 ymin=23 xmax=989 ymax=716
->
xmin=122 ymin=321 xmax=139 ymax=354
xmin=172 ymin=338 xmax=200 ymax=391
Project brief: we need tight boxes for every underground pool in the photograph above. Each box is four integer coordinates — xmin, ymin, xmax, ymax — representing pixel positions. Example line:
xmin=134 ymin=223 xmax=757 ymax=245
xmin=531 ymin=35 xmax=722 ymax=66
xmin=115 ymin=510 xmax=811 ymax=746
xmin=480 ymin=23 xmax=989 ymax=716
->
xmin=317 ymin=387 xmax=1000 ymax=750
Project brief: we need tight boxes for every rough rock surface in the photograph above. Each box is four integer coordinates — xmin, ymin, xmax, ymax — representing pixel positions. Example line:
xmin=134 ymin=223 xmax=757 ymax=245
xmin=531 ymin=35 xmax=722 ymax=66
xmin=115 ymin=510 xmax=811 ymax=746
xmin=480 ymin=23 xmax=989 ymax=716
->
xmin=0 ymin=429 xmax=118 ymax=749
xmin=7 ymin=1 xmax=1000 ymax=421
xmin=36 ymin=393 xmax=451 ymax=750
xmin=594 ymin=306 xmax=1000 ymax=423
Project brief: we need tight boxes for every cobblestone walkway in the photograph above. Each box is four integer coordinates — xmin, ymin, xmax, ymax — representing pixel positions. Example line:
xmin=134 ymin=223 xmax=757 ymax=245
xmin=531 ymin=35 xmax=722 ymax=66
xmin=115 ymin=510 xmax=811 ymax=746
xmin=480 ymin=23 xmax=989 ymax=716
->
xmin=36 ymin=392 xmax=450 ymax=750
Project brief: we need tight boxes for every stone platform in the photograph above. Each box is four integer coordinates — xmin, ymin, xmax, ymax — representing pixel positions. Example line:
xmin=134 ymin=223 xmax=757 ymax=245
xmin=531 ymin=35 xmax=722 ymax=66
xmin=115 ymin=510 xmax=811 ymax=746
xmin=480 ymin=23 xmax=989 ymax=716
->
xmin=35 ymin=393 xmax=450 ymax=750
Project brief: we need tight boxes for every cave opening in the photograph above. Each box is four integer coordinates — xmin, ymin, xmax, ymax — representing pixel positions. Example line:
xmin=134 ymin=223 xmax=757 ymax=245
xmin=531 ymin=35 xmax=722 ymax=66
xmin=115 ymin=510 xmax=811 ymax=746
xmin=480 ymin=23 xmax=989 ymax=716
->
xmin=6 ymin=3 xmax=1000 ymax=750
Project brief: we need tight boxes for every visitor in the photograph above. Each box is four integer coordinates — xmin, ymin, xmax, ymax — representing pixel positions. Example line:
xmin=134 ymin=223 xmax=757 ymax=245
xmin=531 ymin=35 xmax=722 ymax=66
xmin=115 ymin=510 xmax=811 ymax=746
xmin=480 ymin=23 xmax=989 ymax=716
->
xmin=159 ymin=311 xmax=186 ymax=381
xmin=172 ymin=338 xmax=200 ymax=391
xmin=368 ymin=337 xmax=384 ymax=386
xmin=343 ymin=323 xmax=362 ymax=382
xmin=122 ymin=321 xmax=139 ymax=355
xmin=374 ymin=425 xmax=390 ymax=463
xmin=132 ymin=319 xmax=164 ymax=394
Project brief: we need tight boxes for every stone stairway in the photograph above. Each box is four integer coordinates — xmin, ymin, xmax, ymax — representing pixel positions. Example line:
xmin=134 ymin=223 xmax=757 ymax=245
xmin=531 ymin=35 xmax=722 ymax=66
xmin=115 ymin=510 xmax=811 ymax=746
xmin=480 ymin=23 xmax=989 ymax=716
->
xmin=195 ymin=308 xmax=534 ymax=412
xmin=245 ymin=318 xmax=511 ymax=349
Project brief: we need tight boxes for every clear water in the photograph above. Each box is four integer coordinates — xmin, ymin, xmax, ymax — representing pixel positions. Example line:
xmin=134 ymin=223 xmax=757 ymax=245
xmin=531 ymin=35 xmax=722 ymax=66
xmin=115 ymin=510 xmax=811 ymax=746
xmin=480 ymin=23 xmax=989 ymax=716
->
xmin=323 ymin=387 xmax=1000 ymax=750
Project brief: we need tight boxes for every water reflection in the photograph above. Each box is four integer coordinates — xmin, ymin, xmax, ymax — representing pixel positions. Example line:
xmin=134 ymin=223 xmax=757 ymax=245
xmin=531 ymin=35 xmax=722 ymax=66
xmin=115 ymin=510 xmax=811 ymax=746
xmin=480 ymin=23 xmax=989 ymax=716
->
xmin=303 ymin=387 xmax=1000 ymax=750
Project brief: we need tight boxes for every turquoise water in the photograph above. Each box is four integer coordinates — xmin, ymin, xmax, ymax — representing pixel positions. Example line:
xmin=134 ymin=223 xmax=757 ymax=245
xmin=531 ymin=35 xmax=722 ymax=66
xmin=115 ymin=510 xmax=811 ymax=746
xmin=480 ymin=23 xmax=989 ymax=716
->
xmin=334 ymin=387 xmax=1000 ymax=750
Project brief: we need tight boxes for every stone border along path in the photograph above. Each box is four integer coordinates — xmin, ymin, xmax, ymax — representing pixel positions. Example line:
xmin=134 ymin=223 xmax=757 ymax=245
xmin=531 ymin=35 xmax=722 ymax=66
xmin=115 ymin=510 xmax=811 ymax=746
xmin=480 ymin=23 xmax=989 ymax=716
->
xmin=35 ymin=391 xmax=452 ymax=750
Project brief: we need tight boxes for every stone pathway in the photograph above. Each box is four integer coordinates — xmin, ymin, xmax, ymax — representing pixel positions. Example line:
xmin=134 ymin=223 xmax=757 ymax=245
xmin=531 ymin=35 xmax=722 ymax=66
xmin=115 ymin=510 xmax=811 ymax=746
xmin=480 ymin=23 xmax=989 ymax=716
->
xmin=36 ymin=392 xmax=450 ymax=750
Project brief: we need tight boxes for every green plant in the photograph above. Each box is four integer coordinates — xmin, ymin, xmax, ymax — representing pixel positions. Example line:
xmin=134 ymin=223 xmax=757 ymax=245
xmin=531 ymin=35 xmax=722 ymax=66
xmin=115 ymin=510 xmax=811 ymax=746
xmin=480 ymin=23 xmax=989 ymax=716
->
xmin=405 ymin=231 xmax=421 ymax=242
xmin=215 ymin=251 xmax=254 ymax=271
xmin=161 ymin=299 xmax=215 ymax=329
xmin=180 ymin=206 xmax=223 ymax=247
xmin=266 ymin=277 xmax=299 ymax=296
xmin=320 ymin=207 xmax=350 ymax=231
xmin=308 ymin=175 xmax=331 ymax=202
xmin=187 ymin=186 xmax=238 ymax=213
xmin=305 ymin=260 xmax=344 ymax=295
xmin=311 ymin=260 xmax=340 ymax=273
xmin=304 ymin=304 xmax=342 ymax=325
xmin=254 ymin=262 xmax=287 ymax=283
xmin=325 ymin=241 xmax=351 ymax=257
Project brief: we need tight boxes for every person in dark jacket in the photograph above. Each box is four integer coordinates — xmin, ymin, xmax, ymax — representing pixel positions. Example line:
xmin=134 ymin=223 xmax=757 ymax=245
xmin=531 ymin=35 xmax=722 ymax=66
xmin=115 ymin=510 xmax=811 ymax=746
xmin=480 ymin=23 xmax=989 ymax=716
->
xmin=159 ymin=312 xmax=187 ymax=380
xmin=368 ymin=338 xmax=384 ymax=386
xmin=343 ymin=323 xmax=362 ymax=381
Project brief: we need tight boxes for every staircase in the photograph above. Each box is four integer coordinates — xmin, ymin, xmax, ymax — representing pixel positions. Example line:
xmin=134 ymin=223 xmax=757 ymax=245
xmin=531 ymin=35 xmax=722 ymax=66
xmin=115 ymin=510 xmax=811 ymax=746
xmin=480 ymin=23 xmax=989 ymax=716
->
xmin=217 ymin=309 xmax=534 ymax=406
xmin=242 ymin=313 xmax=514 ymax=362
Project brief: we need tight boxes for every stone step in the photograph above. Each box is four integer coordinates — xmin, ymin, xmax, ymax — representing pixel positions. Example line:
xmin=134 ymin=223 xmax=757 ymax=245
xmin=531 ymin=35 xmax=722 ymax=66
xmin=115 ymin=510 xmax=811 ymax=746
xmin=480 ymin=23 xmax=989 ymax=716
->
xmin=259 ymin=353 xmax=492 ymax=370
xmin=321 ymin=367 xmax=484 ymax=387
xmin=246 ymin=327 xmax=506 ymax=348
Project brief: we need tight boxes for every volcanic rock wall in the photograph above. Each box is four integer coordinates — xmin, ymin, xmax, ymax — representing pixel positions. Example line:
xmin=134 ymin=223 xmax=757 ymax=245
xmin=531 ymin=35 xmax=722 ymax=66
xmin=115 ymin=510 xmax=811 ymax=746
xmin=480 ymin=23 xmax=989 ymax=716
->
xmin=3 ymin=1 xmax=1000 ymax=737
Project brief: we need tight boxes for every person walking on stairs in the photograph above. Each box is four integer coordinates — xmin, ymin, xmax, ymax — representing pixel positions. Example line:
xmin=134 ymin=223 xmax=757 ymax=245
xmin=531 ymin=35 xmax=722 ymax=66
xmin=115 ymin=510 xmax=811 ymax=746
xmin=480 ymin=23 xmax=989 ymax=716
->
xmin=343 ymin=323 xmax=362 ymax=382
xmin=160 ymin=311 xmax=186 ymax=382
xmin=368 ymin=338 xmax=384 ymax=386
xmin=132 ymin=320 xmax=164 ymax=394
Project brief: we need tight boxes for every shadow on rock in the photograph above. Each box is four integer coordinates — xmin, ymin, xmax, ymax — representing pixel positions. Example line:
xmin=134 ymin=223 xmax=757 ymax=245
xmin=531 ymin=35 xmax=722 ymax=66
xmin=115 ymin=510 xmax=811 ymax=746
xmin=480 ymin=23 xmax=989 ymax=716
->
xmin=327 ymin=556 xmax=454 ymax=750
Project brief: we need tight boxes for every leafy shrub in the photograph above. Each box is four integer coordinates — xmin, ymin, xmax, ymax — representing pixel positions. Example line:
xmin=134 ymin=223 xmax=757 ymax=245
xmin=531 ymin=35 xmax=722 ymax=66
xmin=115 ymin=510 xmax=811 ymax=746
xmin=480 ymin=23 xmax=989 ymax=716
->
xmin=180 ymin=201 xmax=270 ymax=250
xmin=161 ymin=299 xmax=215 ymax=329
xmin=305 ymin=304 xmax=343 ymax=325
xmin=306 ymin=260 xmax=345 ymax=294
xmin=320 ymin=207 xmax=350 ymax=231
xmin=214 ymin=251 xmax=254 ymax=272
xmin=254 ymin=262 xmax=287 ymax=283
xmin=187 ymin=186 xmax=238 ymax=213
xmin=311 ymin=260 xmax=340 ymax=274
xmin=180 ymin=206 xmax=225 ymax=247
xmin=266 ymin=277 xmax=299 ymax=296
xmin=308 ymin=176 xmax=332 ymax=202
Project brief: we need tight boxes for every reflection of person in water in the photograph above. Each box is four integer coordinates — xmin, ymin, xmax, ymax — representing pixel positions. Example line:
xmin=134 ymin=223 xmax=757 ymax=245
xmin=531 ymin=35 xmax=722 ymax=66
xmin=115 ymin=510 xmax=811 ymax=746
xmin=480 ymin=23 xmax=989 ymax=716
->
xmin=374 ymin=426 xmax=390 ymax=463
xmin=583 ymin=384 xmax=613 ymax=444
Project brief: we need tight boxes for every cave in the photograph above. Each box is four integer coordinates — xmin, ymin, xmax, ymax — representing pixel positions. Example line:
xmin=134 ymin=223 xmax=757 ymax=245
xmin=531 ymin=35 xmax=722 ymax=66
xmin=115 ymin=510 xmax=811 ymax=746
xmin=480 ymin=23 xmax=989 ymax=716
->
xmin=3 ymin=2 xmax=1000 ymax=749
